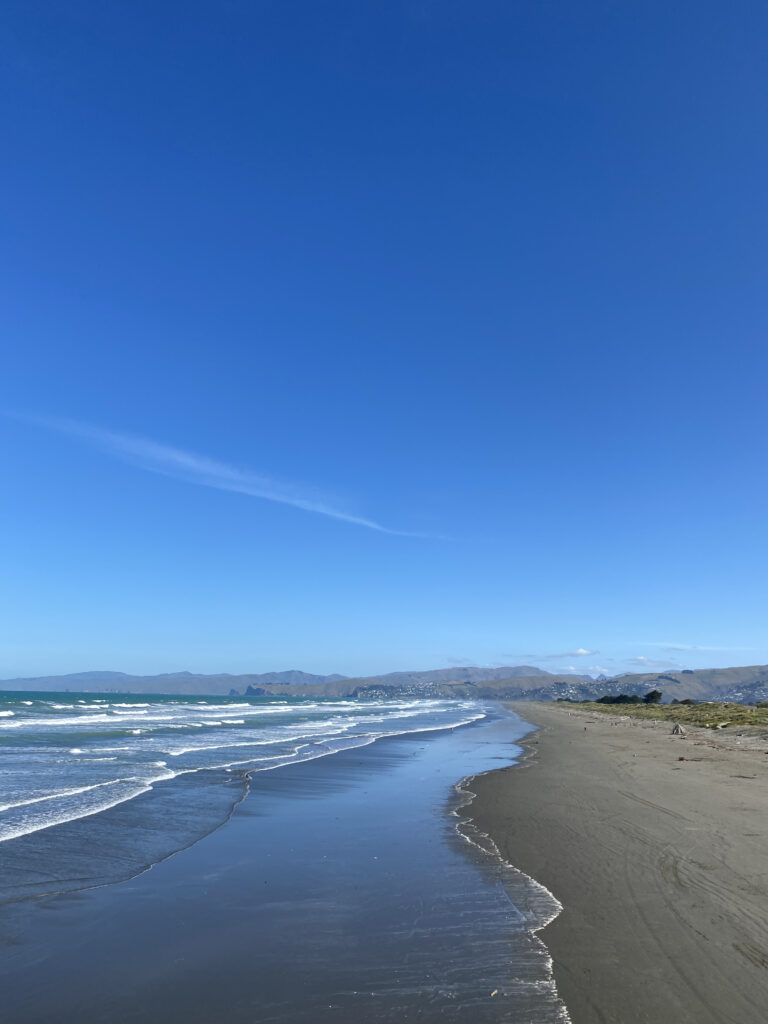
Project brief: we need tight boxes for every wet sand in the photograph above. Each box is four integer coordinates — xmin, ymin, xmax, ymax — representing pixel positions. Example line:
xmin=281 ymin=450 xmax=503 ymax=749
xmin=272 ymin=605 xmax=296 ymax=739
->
xmin=467 ymin=702 xmax=768 ymax=1024
xmin=0 ymin=714 xmax=566 ymax=1024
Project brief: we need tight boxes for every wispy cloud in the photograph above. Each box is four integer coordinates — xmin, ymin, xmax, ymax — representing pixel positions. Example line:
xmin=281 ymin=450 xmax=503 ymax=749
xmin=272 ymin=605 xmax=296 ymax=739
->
xmin=637 ymin=642 xmax=754 ymax=653
xmin=16 ymin=415 xmax=412 ymax=535
xmin=628 ymin=655 xmax=680 ymax=669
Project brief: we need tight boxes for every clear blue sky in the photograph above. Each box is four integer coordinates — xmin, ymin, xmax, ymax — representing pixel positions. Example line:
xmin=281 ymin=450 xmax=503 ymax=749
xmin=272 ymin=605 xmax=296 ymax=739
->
xmin=2 ymin=1 xmax=767 ymax=679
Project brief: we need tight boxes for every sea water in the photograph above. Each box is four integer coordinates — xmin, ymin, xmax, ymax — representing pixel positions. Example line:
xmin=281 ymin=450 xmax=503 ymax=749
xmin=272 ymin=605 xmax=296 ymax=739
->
xmin=0 ymin=692 xmax=568 ymax=1022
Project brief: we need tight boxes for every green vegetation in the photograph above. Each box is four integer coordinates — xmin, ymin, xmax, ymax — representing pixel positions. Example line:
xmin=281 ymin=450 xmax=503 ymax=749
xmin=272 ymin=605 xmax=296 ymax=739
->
xmin=585 ymin=689 xmax=662 ymax=706
xmin=577 ymin=701 xmax=768 ymax=729
xmin=595 ymin=693 xmax=642 ymax=705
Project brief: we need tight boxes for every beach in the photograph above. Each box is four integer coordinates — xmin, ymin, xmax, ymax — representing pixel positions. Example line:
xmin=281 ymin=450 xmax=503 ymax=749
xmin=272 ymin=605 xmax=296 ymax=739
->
xmin=467 ymin=702 xmax=768 ymax=1023
xmin=0 ymin=702 xmax=567 ymax=1023
xmin=6 ymin=695 xmax=768 ymax=1023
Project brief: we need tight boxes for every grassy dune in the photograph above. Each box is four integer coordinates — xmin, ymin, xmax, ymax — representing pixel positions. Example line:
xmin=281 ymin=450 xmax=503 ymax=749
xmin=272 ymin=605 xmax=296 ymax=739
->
xmin=579 ymin=701 xmax=768 ymax=729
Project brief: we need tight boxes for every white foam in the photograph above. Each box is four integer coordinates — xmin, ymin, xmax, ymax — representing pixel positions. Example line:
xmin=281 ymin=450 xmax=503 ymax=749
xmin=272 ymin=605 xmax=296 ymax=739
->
xmin=0 ymin=710 xmax=15 ymax=717
xmin=452 ymin=770 xmax=572 ymax=1023
xmin=0 ymin=778 xmax=129 ymax=814
xmin=2 ymin=714 xmax=111 ymax=727
xmin=0 ymin=782 xmax=153 ymax=843
xmin=0 ymin=761 xmax=178 ymax=843
xmin=161 ymin=724 xmax=348 ymax=758
xmin=0 ymin=696 xmax=493 ymax=848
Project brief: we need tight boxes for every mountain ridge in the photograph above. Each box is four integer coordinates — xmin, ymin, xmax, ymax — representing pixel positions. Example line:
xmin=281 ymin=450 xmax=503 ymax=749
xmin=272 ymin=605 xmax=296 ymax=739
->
xmin=0 ymin=665 xmax=548 ymax=695
xmin=3 ymin=662 xmax=768 ymax=703
xmin=0 ymin=669 xmax=346 ymax=695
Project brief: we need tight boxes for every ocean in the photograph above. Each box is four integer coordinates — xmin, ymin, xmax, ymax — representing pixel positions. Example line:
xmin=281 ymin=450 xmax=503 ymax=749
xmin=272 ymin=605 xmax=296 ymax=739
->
xmin=0 ymin=692 xmax=567 ymax=1022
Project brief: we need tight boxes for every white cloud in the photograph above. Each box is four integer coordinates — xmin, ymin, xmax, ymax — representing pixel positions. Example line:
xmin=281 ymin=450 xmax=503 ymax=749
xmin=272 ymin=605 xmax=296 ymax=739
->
xmin=20 ymin=415 xmax=411 ymax=535
xmin=539 ymin=647 xmax=597 ymax=659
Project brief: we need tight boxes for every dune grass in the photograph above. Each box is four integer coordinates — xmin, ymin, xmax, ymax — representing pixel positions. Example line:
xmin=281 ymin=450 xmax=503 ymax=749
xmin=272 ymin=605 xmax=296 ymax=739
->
xmin=578 ymin=701 xmax=768 ymax=729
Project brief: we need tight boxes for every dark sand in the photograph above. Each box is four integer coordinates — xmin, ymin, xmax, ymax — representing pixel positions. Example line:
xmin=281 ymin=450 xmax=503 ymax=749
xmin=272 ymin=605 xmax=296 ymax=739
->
xmin=467 ymin=702 xmax=768 ymax=1024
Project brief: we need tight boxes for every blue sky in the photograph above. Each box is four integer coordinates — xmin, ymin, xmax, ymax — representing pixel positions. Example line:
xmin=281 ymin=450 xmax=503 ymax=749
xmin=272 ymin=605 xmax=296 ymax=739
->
xmin=2 ymin=1 xmax=767 ymax=679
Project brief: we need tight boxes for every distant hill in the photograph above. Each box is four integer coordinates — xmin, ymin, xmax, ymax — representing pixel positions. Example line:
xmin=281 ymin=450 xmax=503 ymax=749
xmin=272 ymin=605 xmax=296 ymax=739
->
xmin=242 ymin=666 xmax=556 ymax=697
xmin=603 ymin=665 xmax=768 ymax=704
xmin=0 ymin=669 xmax=346 ymax=695
xmin=0 ymin=665 xmax=547 ymax=696
xmin=458 ymin=665 xmax=768 ymax=705
xmin=3 ymin=662 xmax=768 ymax=703
xmin=240 ymin=665 xmax=768 ymax=703
xmin=329 ymin=665 xmax=551 ymax=688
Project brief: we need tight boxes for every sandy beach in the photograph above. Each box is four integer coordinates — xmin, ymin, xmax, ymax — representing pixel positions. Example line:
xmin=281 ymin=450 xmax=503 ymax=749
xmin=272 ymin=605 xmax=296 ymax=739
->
xmin=468 ymin=702 xmax=768 ymax=1024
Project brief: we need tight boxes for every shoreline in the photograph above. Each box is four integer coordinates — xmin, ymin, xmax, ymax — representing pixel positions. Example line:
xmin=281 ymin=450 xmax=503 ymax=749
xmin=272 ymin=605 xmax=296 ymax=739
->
xmin=2 ymin=710 xmax=570 ymax=1023
xmin=466 ymin=702 xmax=768 ymax=1024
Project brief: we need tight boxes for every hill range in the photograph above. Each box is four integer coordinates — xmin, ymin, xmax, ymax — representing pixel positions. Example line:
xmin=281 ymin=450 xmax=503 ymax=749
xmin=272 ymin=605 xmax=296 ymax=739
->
xmin=2 ymin=663 xmax=768 ymax=704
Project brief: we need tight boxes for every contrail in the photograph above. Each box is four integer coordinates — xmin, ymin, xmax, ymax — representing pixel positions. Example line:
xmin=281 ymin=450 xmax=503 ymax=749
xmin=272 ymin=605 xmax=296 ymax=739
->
xmin=14 ymin=414 xmax=411 ymax=535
